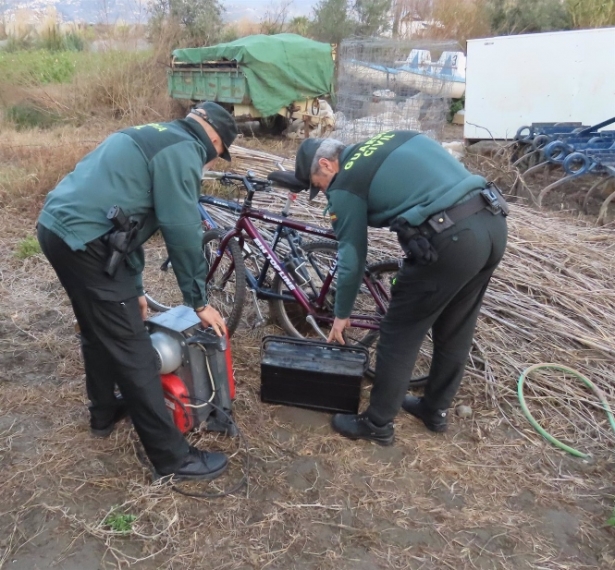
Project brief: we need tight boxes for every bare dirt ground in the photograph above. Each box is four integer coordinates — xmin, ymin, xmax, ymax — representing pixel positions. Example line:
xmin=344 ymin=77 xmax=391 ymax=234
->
xmin=1 ymin=126 xmax=615 ymax=569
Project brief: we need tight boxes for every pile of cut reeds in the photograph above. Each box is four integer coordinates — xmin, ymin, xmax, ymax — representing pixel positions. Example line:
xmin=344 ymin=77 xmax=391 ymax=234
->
xmin=215 ymin=144 xmax=615 ymax=457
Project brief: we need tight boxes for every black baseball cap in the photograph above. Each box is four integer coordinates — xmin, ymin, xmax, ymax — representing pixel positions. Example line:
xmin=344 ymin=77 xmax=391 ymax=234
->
xmin=295 ymin=138 xmax=326 ymax=200
xmin=191 ymin=101 xmax=238 ymax=161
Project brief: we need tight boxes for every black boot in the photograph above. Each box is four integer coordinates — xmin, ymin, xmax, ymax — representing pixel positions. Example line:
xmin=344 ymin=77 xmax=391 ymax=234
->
xmin=90 ymin=399 xmax=129 ymax=438
xmin=402 ymin=396 xmax=448 ymax=433
xmin=155 ymin=446 xmax=228 ymax=482
xmin=331 ymin=413 xmax=394 ymax=446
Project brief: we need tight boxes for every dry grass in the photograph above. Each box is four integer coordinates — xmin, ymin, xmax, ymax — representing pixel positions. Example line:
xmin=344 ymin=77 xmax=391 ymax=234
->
xmin=0 ymin=50 xmax=180 ymax=132
xmin=0 ymin=128 xmax=101 ymax=217
xmin=65 ymin=51 xmax=178 ymax=124
xmin=1 ymin=135 xmax=615 ymax=569
xmin=463 ymin=140 xmax=615 ymax=226
xmin=214 ymin=143 xmax=615 ymax=459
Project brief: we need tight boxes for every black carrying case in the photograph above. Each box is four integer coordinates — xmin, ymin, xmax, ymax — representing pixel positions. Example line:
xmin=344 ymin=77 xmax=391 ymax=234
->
xmin=260 ymin=336 xmax=369 ymax=414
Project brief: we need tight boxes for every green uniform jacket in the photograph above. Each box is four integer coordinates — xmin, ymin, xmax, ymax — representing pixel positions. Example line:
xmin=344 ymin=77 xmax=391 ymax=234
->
xmin=325 ymin=131 xmax=487 ymax=318
xmin=38 ymin=118 xmax=216 ymax=309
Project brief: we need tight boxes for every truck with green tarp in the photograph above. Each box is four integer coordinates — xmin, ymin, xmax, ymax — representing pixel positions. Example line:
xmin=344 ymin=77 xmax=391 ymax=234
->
xmin=168 ymin=34 xmax=335 ymax=133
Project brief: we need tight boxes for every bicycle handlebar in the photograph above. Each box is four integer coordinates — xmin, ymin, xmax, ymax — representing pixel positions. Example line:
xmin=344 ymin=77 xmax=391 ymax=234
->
xmin=202 ymin=170 xmax=272 ymax=191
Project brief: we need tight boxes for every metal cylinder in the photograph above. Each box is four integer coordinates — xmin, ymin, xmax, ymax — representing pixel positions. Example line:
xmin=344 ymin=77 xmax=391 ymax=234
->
xmin=149 ymin=332 xmax=183 ymax=374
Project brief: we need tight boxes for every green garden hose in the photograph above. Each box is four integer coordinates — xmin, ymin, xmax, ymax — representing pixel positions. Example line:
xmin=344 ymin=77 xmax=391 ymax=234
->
xmin=517 ymin=363 xmax=615 ymax=459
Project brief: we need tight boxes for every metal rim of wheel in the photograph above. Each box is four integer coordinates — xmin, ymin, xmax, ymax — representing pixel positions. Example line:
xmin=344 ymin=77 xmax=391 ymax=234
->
xmin=201 ymin=228 xmax=247 ymax=336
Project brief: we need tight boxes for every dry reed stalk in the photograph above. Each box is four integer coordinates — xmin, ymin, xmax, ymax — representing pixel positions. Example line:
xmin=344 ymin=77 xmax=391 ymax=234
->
xmin=1 ymin=141 xmax=614 ymax=570
xmin=201 ymin=145 xmax=615 ymax=457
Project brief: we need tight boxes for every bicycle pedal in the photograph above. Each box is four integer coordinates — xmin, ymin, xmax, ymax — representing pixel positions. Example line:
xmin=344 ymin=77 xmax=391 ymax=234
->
xmin=252 ymin=317 xmax=267 ymax=328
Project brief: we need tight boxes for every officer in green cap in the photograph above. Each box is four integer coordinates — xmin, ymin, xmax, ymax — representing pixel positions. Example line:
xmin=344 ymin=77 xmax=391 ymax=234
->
xmin=291 ymin=131 xmax=508 ymax=445
xmin=37 ymin=102 xmax=238 ymax=480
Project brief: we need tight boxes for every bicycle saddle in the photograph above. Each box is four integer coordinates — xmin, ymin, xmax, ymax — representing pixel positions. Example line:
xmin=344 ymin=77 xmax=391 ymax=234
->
xmin=267 ymin=171 xmax=309 ymax=192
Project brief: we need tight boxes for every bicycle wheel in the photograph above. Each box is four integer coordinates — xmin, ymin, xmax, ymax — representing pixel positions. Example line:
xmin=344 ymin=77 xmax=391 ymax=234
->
xmin=143 ymin=233 xmax=182 ymax=312
xmin=202 ymin=228 xmax=246 ymax=336
xmin=358 ymin=260 xmax=430 ymax=388
xmin=271 ymin=252 xmax=428 ymax=387
xmin=269 ymin=240 xmax=338 ymax=338
xmin=349 ymin=259 xmax=400 ymax=379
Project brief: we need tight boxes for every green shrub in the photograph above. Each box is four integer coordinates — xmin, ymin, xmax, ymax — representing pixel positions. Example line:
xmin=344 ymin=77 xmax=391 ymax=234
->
xmin=3 ymin=37 xmax=34 ymax=52
xmin=34 ymin=51 xmax=77 ymax=83
xmin=447 ymin=96 xmax=465 ymax=123
xmin=5 ymin=103 xmax=62 ymax=130
xmin=38 ymin=27 xmax=65 ymax=52
xmin=15 ymin=236 xmax=42 ymax=259
xmin=63 ymin=33 xmax=86 ymax=52
xmin=0 ymin=50 xmax=79 ymax=85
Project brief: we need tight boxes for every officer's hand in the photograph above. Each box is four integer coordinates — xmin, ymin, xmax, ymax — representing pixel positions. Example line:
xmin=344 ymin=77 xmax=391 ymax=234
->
xmin=327 ymin=317 xmax=349 ymax=345
xmin=198 ymin=305 xmax=227 ymax=337
xmin=138 ymin=295 xmax=148 ymax=320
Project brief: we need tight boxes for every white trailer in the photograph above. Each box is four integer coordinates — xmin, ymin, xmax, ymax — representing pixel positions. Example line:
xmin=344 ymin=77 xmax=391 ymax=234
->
xmin=464 ymin=27 xmax=615 ymax=141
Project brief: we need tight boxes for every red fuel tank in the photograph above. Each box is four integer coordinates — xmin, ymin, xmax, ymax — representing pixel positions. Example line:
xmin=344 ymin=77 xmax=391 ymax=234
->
xmin=160 ymin=373 xmax=194 ymax=433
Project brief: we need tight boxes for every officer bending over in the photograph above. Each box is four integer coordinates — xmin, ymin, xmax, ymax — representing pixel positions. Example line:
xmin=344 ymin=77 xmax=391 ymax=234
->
xmin=37 ymin=102 xmax=238 ymax=479
xmin=292 ymin=131 xmax=508 ymax=445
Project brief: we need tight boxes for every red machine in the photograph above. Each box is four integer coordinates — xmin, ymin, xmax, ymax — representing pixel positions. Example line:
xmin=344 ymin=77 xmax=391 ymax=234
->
xmin=146 ymin=306 xmax=236 ymax=435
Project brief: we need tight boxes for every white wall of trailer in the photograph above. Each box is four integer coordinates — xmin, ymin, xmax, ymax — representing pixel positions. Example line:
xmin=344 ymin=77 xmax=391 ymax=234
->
xmin=464 ymin=27 xmax=615 ymax=140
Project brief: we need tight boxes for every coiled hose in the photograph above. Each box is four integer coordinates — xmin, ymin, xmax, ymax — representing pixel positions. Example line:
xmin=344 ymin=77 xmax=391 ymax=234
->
xmin=517 ymin=363 xmax=615 ymax=459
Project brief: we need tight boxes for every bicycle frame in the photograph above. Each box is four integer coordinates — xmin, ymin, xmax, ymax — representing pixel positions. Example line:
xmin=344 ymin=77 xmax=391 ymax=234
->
xmin=200 ymin=193 xmax=316 ymax=292
xmin=207 ymin=184 xmax=389 ymax=333
xmin=198 ymin=195 xmax=242 ymax=230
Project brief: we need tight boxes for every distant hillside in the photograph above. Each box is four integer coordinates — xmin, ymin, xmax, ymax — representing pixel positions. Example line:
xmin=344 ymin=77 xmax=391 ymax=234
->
xmin=2 ymin=0 xmax=316 ymax=25
xmin=3 ymin=0 xmax=147 ymax=24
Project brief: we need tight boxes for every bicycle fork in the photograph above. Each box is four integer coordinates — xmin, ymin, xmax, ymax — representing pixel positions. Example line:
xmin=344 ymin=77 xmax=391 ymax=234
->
xmin=305 ymin=315 xmax=328 ymax=341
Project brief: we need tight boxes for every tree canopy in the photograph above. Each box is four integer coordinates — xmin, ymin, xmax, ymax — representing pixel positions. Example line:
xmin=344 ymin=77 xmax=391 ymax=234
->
xmin=149 ymin=0 xmax=615 ymax=50
xmin=148 ymin=0 xmax=225 ymax=48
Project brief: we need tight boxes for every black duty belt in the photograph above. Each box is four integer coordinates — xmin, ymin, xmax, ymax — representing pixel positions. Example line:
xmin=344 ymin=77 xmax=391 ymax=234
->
xmin=422 ymin=184 xmax=509 ymax=235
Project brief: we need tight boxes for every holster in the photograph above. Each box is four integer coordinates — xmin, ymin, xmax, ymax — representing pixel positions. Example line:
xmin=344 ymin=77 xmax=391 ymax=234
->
xmin=104 ymin=230 xmax=135 ymax=277
xmin=103 ymin=206 xmax=139 ymax=277
xmin=390 ymin=183 xmax=508 ymax=266
xmin=390 ymin=217 xmax=438 ymax=266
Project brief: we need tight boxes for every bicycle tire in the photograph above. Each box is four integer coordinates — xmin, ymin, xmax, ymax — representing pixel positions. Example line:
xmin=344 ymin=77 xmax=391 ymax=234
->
xmin=145 ymin=292 xmax=171 ymax=313
xmin=202 ymin=228 xmax=246 ymax=336
xmin=351 ymin=259 xmax=400 ymax=379
xmin=271 ymin=253 xmax=428 ymax=387
xmin=269 ymin=240 xmax=338 ymax=338
xmin=358 ymin=260 xmax=429 ymax=388
xmin=143 ymin=233 xmax=180 ymax=313
xmin=270 ymin=243 xmax=389 ymax=371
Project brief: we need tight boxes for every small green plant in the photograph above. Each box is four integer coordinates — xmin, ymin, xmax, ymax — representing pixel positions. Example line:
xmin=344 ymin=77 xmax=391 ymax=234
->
xmin=15 ymin=236 xmax=41 ymax=259
xmin=607 ymin=508 xmax=615 ymax=527
xmin=103 ymin=511 xmax=137 ymax=534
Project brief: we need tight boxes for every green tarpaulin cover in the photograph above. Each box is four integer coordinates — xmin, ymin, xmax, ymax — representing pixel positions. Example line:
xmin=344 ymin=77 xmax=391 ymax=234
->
xmin=172 ymin=34 xmax=334 ymax=117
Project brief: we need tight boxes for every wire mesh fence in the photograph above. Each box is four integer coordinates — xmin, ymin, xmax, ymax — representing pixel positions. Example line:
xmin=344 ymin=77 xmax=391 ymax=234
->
xmin=334 ymin=37 xmax=465 ymax=143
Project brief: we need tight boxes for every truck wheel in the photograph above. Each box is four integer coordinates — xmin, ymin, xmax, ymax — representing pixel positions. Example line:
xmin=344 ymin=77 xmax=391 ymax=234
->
xmin=259 ymin=115 xmax=289 ymax=135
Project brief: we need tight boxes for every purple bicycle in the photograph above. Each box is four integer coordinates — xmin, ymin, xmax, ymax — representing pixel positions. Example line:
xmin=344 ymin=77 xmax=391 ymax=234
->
xmin=201 ymin=170 xmax=402 ymax=377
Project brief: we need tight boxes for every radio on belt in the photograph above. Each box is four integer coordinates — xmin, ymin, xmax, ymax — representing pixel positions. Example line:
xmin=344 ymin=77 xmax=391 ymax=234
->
xmin=146 ymin=305 xmax=236 ymax=435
